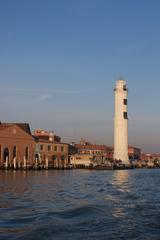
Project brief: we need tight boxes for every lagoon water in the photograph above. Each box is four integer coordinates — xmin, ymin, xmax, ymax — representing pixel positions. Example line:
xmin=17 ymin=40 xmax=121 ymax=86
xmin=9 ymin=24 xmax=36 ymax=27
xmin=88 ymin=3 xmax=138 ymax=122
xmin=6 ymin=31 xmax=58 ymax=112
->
xmin=0 ymin=169 xmax=160 ymax=240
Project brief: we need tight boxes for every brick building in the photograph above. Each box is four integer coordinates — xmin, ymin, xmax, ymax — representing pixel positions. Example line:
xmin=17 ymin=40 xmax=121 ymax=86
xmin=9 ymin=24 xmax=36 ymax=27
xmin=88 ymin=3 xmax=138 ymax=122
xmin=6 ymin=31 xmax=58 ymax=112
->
xmin=0 ymin=124 xmax=69 ymax=169
xmin=0 ymin=123 xmax=35 ymax=168
xmin=33 ymin=129 xmax=69 ymax=168
xmin=73 ymin=139 xmax=113 ymax=159
xmin=128 ymin=146 xmax=141 ymax=160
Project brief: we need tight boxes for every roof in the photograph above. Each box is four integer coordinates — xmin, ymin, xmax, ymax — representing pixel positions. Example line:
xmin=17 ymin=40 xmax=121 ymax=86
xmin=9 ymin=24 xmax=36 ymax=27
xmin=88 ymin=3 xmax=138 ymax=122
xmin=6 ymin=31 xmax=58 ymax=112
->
xmin=0 ymin=123 xmax=31 ymax=135
xmin=128 ymin=146 xmax=141 ymax=150
xmin=74 ymin=144 xmax=113 ymax=151
xmin=34 ymin=138 xmax=68 ymax=145
xmin=142 ymin=153 xmax=160 ymax=157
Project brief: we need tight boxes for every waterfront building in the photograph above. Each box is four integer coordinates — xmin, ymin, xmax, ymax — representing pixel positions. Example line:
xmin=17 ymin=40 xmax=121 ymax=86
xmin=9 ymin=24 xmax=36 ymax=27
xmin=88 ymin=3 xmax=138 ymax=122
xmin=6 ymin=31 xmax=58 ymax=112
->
xmin=73 ymin=139 xmax=113 ymax=158
xmin=70 ymin=154 xmax=93 ymax=168
xmin=114 ymin=79 xmax=129 ymax=165
xmin=141 ymin=153 xmax=160 ymax=167
xmin=33 ymin=129 xmax=69 ymax=168
xmin=70 ymin=154 xmax=99 ymax=168
xmin=68 ymin=143 xmax=78 ymax=155
xmin=141 ymin=153 xmax=160 ymax=161
xmin=69 ymin=140 xmax=113 ymax=167
xmin=70 ymin=140 xmax=141 ymax=165
xmin=0 ymin=123 xmax=35 ymax=168
xmin=128 ymin=146 xmax=141 ymax=160
xmin=70 ymin=153 xmax=109 ymax=168
xmin=0 ymin=124 xmax=69 ymax=169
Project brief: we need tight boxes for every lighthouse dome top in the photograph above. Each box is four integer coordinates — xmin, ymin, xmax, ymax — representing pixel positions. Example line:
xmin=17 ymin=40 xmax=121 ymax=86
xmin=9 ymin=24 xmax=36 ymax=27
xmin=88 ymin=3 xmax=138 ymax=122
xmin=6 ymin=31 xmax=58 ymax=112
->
xmin=114 ymin=79 xmax=128 ymax=92
xmin=116 ymin=79 xmax=126 ymax=86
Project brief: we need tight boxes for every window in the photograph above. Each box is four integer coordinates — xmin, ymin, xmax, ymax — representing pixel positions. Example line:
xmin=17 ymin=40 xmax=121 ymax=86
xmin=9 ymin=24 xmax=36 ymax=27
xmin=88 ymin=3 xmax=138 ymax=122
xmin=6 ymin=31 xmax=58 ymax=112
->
xmin=61 ymin=146 xmax=64 ymax=152
xmin=40 ymin=145 xmax=43 ymax=150
xmin=123 ymin=85 xmax=127 ymax=91
xmin=123 ymin=99 xmax=127 ymax=105
xmin=13 ymin=146 xmax=16 ymax=158
xmin=52 ymin=155 xmax=56 ymax=161
xmin=123 ymin=112 xmax=128 ymax=119
xmin=3 ymin=148 xmax=9 ymax=162
xmin=25 ymin=146 xmax=29 ymax=160
xmin=48 ymin=145 xmax=51 ymax=151
xmin=54 ymin=146 xmax=57 ymax=151
xmin=61 ymin=155 xmax=65 ymax=161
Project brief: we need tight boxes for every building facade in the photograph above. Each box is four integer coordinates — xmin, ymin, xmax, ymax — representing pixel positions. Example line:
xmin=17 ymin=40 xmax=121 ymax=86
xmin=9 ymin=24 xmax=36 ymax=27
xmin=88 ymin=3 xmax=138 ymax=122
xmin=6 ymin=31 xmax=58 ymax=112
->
xmin=128 ymin=146 xmax=141 ymax=160
xmin=73 ymin=139 xmax=113 ymax=158
xmin=69 ymin=140 xmax=113 ymax=167
xmin=34 ymin=140 xmax=69 ymax=168
xmin=0 ymin=123 xmax=35 ymax=168
xmin=33 ymin=129 xmax=69 ymax=168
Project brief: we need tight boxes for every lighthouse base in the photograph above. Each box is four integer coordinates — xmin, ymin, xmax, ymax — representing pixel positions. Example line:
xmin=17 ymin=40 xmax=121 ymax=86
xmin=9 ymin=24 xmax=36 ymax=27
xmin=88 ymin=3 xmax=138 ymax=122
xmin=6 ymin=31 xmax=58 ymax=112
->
xmin=114 ymin=163 xmax=133 ymax=170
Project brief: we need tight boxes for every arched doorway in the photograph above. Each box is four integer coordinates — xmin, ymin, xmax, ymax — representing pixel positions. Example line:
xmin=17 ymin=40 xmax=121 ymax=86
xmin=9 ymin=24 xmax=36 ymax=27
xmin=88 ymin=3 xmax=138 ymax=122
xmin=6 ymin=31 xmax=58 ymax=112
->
xmin=13 ymin=146 xmax=17 ymax=158
xmin=35 ymin=153 xmax=40 ymax=165
xmin=3 ymin=148 xmax=9 ymax=162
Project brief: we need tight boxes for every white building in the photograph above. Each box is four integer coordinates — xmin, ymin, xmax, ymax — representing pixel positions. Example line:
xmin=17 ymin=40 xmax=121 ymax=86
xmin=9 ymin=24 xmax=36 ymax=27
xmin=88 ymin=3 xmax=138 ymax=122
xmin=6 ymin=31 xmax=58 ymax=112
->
xmin=70 ymin=154 xmax=105 ymax=168
xmin=114 ymin=79 xmax=130 ymax=165
xmin=70 ymin=154 xmax=93 ymax=167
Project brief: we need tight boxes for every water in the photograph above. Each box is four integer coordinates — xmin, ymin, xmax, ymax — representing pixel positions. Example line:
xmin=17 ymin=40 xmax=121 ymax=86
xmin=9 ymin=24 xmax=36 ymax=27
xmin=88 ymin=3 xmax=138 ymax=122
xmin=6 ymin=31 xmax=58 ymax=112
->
xmin=0 ymin=169 xmax=160 ymax=240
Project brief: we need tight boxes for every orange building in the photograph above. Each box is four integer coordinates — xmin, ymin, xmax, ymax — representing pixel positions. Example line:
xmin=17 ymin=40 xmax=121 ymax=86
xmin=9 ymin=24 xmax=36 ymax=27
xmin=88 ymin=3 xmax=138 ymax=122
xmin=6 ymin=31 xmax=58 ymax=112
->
xmin=33 ymin=129 xmax=69 ymax=168
xmin=128 ymin=146 xmax=141 ymax=160
xmin=0 ymin=123 xmax=35 ymax=168
xmin=73 ymin=139 xmax=113 ymax=159
xmin=0 ymin=124 xmax=69 ymax=169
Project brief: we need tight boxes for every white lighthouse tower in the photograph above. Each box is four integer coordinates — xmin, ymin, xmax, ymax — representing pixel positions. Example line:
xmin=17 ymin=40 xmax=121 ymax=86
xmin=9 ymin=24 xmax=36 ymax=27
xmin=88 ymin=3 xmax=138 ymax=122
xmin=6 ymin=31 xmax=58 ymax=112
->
xmin=114 ymin=79 xmax=129 ymax=165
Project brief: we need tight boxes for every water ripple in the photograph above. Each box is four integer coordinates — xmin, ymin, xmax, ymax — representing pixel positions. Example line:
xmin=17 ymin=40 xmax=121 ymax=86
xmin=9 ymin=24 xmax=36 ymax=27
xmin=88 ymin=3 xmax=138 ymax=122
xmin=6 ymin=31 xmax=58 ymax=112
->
xmin=0 ymin=169 xmax=160 ymax=239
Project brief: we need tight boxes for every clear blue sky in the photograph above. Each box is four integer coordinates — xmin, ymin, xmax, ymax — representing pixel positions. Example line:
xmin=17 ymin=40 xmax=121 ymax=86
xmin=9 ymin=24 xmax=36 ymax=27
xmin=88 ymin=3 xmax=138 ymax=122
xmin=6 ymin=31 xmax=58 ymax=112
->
xmin=0 ymin=0 xmax=160 ymax=152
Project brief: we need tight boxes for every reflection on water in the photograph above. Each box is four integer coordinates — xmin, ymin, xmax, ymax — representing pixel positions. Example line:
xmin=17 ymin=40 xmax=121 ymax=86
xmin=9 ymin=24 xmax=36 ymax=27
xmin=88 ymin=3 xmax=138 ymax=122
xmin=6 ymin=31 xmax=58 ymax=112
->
xmin=111 ymin=171 xmax=131 ymax=219
xmin=0 ymin=169 xmax=160 ymax=240
xmin=113 ymin=170 xmax=130 ymax=186
xmin=113 ymin=170 xmax=131 ymax=193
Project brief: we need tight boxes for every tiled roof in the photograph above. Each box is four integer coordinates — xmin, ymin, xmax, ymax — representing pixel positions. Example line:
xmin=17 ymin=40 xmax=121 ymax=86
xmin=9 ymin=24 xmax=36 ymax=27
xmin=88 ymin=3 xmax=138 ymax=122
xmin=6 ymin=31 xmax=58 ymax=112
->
xmin=74 ymin=144 xmax=113 ymax=151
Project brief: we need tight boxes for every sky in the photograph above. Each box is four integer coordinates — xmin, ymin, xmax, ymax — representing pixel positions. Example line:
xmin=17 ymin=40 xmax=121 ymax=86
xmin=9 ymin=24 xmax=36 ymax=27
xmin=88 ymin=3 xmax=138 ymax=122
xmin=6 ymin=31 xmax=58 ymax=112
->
xmin=0 ymin=0 xmax=160 ymax=152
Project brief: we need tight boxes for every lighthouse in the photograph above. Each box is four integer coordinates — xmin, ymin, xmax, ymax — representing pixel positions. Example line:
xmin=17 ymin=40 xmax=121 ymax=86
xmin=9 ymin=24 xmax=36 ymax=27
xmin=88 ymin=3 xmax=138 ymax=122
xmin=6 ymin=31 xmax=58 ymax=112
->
xmin=114 ymin=79 xmax=129 ymax=165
